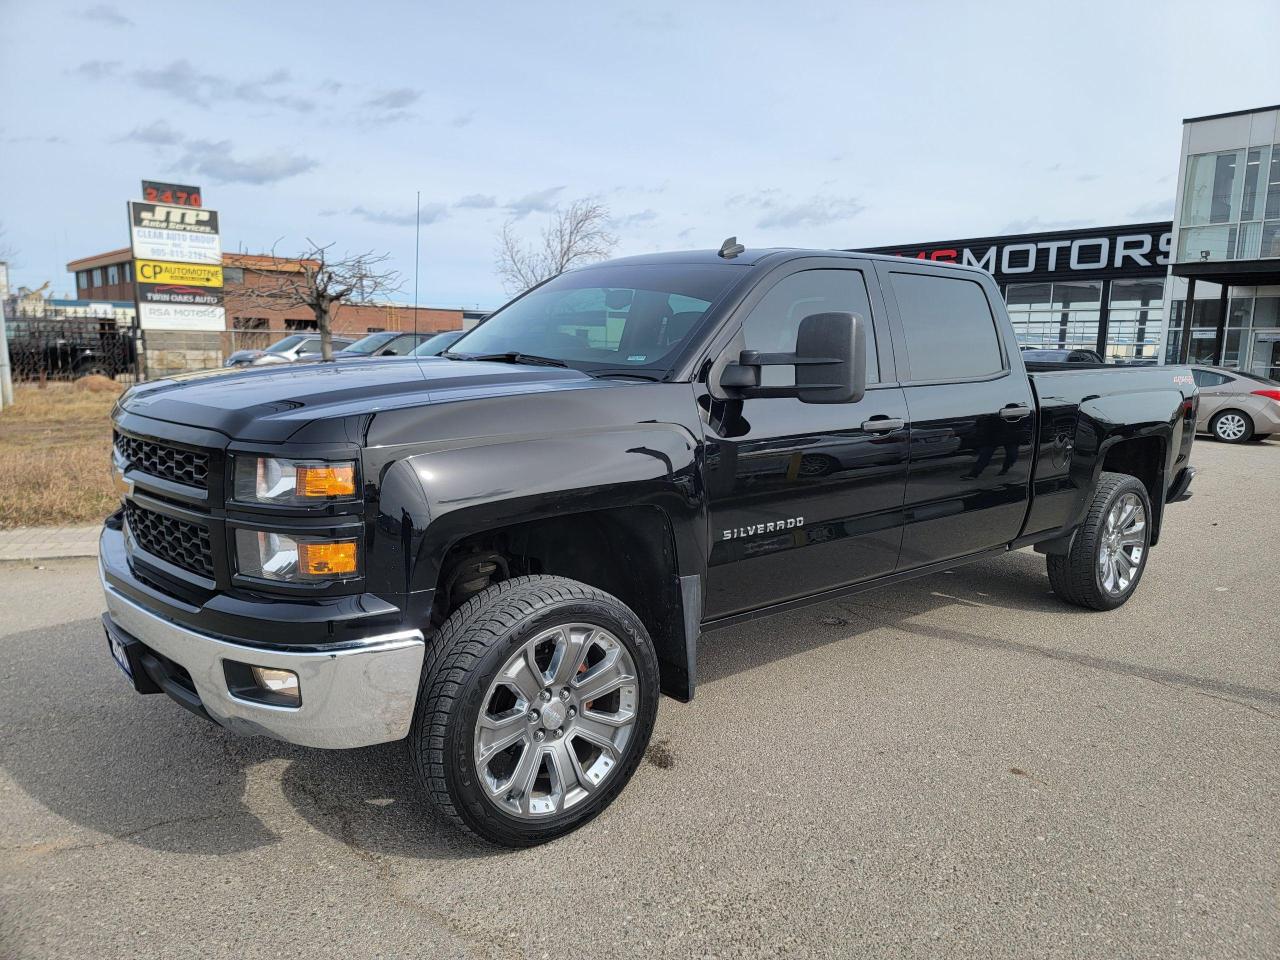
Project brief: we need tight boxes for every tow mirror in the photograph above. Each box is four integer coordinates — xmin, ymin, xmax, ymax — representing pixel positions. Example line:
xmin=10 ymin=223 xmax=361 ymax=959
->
xmin=719 ymin=311 xmax=866 ymax=404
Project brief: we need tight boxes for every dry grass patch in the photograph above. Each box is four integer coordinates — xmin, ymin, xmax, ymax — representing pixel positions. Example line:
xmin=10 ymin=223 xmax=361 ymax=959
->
xmin=0 ymin=382 xmax=122 ymax=528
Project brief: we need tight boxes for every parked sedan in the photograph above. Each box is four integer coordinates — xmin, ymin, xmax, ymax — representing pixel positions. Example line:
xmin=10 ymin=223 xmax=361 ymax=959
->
xmin=1191 ymin=366 xmax=1280 ymax=442
xmin=224 ymin=334 xmax=355 ymax=367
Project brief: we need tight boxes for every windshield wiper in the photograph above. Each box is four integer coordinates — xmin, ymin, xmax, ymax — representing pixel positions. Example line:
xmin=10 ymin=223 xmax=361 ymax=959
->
xmin=442 ymin=351 xmax=570 ymax=369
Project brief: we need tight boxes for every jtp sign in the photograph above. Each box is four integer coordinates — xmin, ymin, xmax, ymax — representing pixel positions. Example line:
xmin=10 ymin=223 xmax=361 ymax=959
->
xmin=129 ymin=183 xmax=225 ymax=331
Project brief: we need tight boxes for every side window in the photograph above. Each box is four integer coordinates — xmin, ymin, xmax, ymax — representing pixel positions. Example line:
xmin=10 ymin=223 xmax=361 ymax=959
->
xmin=741 ymin=269 xmax=879 ymax=388
xmin=1191 ymin=369 xmax=1231 ymax=387
xmin=383 ymin=336 xmax=416 ymax=356
xmin=890 ymin=272 xmax=1004 ymax=382
xmin=297 ymin=338 xmax=321 ymax=355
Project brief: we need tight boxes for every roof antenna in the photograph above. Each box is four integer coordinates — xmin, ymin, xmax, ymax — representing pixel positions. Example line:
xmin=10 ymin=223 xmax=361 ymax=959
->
xmin=718 ymin=236 xmax=745 ymax=259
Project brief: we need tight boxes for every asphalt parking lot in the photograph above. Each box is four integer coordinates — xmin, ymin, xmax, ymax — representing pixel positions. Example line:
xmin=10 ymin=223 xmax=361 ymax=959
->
xmin=1 ymin=439 xmax=1277 ymax=960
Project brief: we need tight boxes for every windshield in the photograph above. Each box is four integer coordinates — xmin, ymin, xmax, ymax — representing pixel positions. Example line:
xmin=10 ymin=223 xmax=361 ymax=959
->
xmin=447 ymin=263 xmax=743 ymax=377
xmin=411 ymin=330 xmax=465 ymax=356
xmin=266 ymin=335 xmax=308 ymax=354
xmin=340 ymin=332 xmax=398 ymax=355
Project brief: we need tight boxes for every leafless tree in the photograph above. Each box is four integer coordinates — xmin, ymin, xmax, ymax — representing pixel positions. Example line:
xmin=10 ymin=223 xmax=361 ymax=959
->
xmin=237 ymin=240 xmax=402 ymax=360
xmin=496 ymin=198 xmax=618 ymax=295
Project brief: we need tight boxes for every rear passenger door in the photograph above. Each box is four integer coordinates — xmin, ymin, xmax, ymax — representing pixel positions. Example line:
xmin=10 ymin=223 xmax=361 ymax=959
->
xmin=874 ymin=262 xmax=1037 ymax=569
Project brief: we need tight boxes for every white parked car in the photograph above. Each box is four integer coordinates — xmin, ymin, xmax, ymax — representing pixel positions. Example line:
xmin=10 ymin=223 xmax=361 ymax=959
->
xmin=224 ymin=334 xmax=355 ymax=367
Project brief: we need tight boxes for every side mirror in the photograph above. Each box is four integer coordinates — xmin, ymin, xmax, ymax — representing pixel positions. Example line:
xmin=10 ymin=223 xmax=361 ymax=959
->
xmin=719 ymin=311 xmax=866 ymax=404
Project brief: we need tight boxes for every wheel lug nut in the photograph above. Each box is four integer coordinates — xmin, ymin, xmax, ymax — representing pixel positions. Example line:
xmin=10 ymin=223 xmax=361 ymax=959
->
xmin=554 ymin=728 xmax=563 ymax=739
xmin=559 ymin=688 xmax=570 ymax=701
xmin=567 ymin=707 xmax=577 ymax=719
xmin=528 ymin=709 xmax=539 ymax=723
xmin=534 ymin=730 xmax=545 ymax=741
xmin=540 ymin=689 xmax=552 ymax=702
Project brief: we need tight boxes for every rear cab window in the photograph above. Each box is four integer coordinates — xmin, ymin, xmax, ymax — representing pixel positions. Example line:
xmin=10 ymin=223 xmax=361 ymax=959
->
xmin=888 ymin=272 xmax=1005 ymax=382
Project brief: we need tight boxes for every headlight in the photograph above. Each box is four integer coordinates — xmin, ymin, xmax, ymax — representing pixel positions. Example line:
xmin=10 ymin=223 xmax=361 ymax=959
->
xmin=234 ymin=529 xmax=360 ymax=582
xmin=233 ymin=456 xmax=358 ymax=504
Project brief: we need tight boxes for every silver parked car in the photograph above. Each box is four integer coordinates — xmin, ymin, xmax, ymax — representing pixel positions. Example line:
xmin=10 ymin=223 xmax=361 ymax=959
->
xmin=1190 ymin=366 xmax=1280 ymax=442
xmin=225 ymin=333 xmax=357 ymax=367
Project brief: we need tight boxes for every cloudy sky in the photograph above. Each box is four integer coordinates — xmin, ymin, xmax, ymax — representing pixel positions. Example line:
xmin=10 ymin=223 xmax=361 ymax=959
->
xmin=2 ymin=0 xmax=1277 ymax=308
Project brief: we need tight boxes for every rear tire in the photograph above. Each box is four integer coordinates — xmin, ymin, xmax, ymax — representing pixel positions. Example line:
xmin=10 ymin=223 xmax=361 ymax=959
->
xmin=1048 ymin=472 xmax=1152 ymax=611
xmin=1209 ymin=409 xmax=1254 ymax=443
xmin=409 ymin=575 xmax=659 ymax=847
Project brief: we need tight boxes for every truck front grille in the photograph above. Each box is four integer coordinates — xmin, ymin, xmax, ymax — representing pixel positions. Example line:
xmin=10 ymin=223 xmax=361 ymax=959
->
xmin=124 ymin=502 xmax=215 ymax=579
xmin=115 ymin=433 xmax=210 ymax=489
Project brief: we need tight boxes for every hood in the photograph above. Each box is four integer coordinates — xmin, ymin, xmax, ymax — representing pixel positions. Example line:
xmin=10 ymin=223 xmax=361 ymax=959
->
xmin=118 ymin=357 xmax=613 ymax=442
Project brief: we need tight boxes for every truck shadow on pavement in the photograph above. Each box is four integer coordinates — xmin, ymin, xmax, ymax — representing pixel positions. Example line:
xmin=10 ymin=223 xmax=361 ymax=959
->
xmin=7 ymin=552 xmax=1274 ymax=864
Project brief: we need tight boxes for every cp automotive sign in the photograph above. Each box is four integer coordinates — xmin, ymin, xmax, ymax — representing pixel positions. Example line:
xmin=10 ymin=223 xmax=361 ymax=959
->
xmin=128 ymin=201 xmax=222 ymax=265
xmin=134 ymin=259 xmax=223 ymax=287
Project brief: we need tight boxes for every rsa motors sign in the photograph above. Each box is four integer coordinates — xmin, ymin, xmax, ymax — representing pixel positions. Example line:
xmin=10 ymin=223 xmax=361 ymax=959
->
xmin=858 ymin=222 xmax=1173 ymax=284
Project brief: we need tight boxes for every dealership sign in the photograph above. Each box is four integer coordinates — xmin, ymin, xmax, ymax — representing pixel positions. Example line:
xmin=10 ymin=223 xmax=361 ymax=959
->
xmin=128 ymin=201 xmax=222 ymax=266
xmin=134 ymin=259 xmax=223 ymax=287
xmin=137 ymin=302 xmax=226 ymax=331
xmin=858 ymin=222 xmax=1174 ymax=283
xmin=137 ymin=282 xmax=223 ymax=308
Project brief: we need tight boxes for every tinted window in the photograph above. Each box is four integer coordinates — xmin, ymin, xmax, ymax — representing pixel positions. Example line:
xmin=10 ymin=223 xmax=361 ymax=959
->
xmin=1192 ymin=369 xmax=1233 ymax=387
xmin=891 ymin=273 xmax=1003 ymax=381
xmin=297 ymin=338 xmax=322 ymax=355
xmin=741 ymin=269 xmax=878 ymax=387
xmin=380 ymin=335 xmax=419 ymax=356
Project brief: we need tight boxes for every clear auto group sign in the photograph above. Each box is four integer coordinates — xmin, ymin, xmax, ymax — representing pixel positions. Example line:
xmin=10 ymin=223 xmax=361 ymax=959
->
xmin=129 ymin=181 xmax=225 ymax=331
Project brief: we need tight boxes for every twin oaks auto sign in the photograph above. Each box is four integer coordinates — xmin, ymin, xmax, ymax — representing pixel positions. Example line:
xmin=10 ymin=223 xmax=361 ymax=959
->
xmin=128 ymin=181 xmax=225 ymax=331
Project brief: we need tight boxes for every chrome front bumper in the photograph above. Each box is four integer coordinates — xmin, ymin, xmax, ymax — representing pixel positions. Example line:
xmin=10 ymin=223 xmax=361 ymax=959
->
xmin=100 ymin=563 xmax=425 ymax=749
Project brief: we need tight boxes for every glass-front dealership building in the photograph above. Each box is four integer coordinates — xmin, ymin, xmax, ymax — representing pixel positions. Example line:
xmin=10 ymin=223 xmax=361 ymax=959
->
xmin=856 ymin=104 xmax=1280 ymax=380
xmin=858 ymin=222 xmax=1172 ymax=364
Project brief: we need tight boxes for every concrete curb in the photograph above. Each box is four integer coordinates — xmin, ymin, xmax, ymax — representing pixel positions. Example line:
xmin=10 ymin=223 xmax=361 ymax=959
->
xmin=0 ymin=525 xmax=101 ymax=562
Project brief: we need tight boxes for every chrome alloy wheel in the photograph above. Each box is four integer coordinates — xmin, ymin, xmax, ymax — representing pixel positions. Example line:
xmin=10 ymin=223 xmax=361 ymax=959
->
xmin=1215 ymin=413 xmax=1248 ymax=441
xmin=473 ymin=623 xmax=639 ymax=819
xmin=1097 ymin=492 xmax=1146 ymax=595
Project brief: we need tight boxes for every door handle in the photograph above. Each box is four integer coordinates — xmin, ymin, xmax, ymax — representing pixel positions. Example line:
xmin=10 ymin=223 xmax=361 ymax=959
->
xmin=999 ymin=404 xmax=1033 ymax=422
xmin=861 ymin=417 xmax=906 ymax=433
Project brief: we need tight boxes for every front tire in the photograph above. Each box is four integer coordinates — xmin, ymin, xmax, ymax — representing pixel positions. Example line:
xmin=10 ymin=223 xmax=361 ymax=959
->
xmin=1048 ymin=472 xmax=1152 ymax=611
xmin=1210 ymin=409 xmax=1254 ymax=443
xmin=409 ymin=575 xmax=659 ymax=847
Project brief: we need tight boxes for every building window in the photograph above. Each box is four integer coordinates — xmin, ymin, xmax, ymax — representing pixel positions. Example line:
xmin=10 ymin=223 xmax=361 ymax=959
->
xmin=106 ymin=265 xmax=119 ymax=285
xmin=77 ymin=271 xmax=89 ymax=290
xmin=1179 ymin=143 xmax=1280 ymax=262
xmin=123 ymin=262 xmax=132 ymax=283
xmin=285 ymin=318 xmax=318 ymax=331
xmin=1005 ymin=280 xmax=1102 ymax=354
xmin=91 ymin=268 xmax=103 ymax=287
xmin=223 ymin=267 xmax=244 ymax=284
xmin=1105 ymin=278 xmax=1165 ymax=364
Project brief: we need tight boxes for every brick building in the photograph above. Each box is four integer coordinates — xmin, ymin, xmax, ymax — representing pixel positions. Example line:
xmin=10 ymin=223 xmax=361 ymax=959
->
xmin=67 ymin=248 xmax=476 ymax=375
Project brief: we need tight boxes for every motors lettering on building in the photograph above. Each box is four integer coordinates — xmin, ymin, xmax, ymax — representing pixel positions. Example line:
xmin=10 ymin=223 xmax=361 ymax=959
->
xmin=860 ymin=224 xmax=1173 ymax=282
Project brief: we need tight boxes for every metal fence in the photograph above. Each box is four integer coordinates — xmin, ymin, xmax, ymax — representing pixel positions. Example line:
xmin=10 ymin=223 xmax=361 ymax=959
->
xmin=3 ymin=316 xmax=140 ymax=383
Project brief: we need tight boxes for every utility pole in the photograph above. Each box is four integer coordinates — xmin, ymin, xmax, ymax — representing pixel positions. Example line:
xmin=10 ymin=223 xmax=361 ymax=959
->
xmin=0 ymin=262 xmax=14 ymax=410
xmin=413 ymin=190 xmax=420 ymax=338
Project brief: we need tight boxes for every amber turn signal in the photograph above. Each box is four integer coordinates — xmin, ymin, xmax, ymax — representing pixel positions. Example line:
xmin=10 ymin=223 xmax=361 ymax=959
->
xmin=298 ymin=540 xmax=358 ymax=576
xmin=296 ymin=464 xmax=356 ymax=498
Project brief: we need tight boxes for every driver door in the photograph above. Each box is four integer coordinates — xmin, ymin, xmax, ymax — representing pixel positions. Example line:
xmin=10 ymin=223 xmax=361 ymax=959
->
xmin=701 ymin=264 xmax=910 ymax=620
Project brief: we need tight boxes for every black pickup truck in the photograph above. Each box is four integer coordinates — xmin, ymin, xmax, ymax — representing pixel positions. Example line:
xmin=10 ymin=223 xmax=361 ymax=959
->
xmin=100 ymin=246 xmax=1197 ymax=846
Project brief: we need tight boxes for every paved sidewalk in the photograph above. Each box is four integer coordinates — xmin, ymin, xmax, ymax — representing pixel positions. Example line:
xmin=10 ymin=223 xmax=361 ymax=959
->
xmin=0 ymin=524 xmax=101 ymax=562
